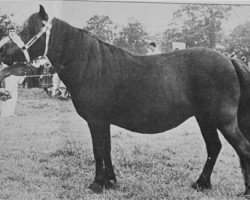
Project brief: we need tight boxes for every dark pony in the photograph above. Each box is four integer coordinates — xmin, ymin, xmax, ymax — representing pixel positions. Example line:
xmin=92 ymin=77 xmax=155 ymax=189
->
xmin=1 ymin=6 xmax=250 ymax=197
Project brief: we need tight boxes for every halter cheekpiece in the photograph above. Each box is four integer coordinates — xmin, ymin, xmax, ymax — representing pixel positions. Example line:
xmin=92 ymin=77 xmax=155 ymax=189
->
xmin=0 ymin=18 xmax=52 ymax=68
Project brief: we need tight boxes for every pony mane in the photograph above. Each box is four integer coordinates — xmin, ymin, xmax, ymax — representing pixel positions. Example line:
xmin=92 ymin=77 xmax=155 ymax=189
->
xmin=48 ymin=17 xmax=138 ymax=85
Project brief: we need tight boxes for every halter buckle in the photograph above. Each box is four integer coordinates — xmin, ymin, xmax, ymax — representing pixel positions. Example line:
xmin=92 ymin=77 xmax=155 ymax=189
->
xmin=42 ymin=20 xmax=52 ymax=30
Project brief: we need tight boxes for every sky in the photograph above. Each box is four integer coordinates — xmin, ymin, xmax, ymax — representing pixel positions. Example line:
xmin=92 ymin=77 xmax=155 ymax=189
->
xmin=0 ymin=0 xmax=250 ymax=36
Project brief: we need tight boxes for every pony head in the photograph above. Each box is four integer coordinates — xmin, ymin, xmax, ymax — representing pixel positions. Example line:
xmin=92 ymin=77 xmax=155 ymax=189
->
xmin=0 ymin=5 xmax=50 ymax=66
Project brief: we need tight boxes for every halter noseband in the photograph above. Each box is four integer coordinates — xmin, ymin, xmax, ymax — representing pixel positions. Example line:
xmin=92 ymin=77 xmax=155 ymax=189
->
xmin=0 ymin=18 xmax=52 ymax=64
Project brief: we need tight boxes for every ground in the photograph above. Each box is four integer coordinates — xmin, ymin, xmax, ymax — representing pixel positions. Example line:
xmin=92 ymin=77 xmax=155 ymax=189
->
xmin=0 ymin=88 xmax=246 ymax=200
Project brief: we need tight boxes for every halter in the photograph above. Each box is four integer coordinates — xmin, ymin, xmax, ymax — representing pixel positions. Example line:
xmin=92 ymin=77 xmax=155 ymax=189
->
xmin=0 ymin=18 xmax=52 ymax=66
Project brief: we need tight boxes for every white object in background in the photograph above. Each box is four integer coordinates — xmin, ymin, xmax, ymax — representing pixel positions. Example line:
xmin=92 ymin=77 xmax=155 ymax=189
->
xmin=52 ymin=73 xmax=66 ymax=97
xmin=147 ymin=43 xmax=161 ymax=55
xmin=1 ymin=75 xmax=23 ymax=117
xmin=172 ymin=42 xmax=186 ymax=50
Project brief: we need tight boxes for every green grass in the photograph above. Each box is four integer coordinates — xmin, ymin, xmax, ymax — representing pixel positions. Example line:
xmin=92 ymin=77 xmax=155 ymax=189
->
xmin=0 ymin=88 xmax=246 ymax=200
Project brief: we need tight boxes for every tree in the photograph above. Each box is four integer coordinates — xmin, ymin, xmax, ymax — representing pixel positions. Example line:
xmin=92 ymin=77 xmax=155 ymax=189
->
xmin=114 ymin=19 xmax=149 ymax=55
xmin=161 ymin=27 xmax=183 ymax=52
xmin=0 ymin=11 xmax=11 ymax=38
xmin=162 ymin=4 xmax=232 ymax=51
xmin=225 ymin=21 xmax=250 ymax=60
xmin=85 ymin=15 xmax=117 ymax=43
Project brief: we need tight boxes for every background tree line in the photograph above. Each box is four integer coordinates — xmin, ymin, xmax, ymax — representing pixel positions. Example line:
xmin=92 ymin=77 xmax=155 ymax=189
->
xmin=83 ymin=5 xmax=250 ymax=61
xmin=1 ymin=5 xmax=250 ymax=64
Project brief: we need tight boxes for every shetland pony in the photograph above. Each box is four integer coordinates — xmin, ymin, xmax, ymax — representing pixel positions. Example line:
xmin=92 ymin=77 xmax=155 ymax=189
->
xmin=1 ymin=6 xmax=250 ymax=197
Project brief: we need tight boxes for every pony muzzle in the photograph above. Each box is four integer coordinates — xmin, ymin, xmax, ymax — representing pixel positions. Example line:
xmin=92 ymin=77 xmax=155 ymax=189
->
xmin=0 ymin=32 xmax=30 ymax=63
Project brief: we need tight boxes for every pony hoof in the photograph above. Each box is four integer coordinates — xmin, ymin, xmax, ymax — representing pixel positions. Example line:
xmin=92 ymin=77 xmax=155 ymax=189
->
xmin=191 ymin=181 xmax=211 ymax=191
xmin=105 ymin=180 xmax=118 ymax=190
xmin=89 ymin=182 xmax=103 ymax=193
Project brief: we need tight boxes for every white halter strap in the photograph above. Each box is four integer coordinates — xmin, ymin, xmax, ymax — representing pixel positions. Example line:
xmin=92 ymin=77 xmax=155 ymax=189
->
xmin=0 ymin=18 xmax=52 ymax=63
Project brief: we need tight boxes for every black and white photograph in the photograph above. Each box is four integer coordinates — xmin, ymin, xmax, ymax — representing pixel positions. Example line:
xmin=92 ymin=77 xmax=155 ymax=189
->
xmin=0 ymin=0 xmax=250 ymax=199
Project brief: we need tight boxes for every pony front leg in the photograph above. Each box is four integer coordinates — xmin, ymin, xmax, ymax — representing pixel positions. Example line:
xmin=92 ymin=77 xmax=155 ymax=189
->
xmin=88 ymin=120 xmax=116 ymax=193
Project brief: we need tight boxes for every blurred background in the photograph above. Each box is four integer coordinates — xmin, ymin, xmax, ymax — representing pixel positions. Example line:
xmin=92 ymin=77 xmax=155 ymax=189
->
xmin=1 ymin=0 xmax=250 ymax=86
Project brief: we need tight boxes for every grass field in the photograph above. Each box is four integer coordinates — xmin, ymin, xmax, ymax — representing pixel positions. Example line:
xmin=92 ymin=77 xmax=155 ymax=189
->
xmin=0 ymin=88 xmax=247 ymax=200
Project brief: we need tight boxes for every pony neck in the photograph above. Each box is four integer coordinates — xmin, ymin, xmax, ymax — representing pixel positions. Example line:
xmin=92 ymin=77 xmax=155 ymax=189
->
xmin=48 ymin=18 xmax=79 ymax=68
xmin=47 ymin=18 xmax=107 ymax=89
xmin=47 ymin=17 xmax=137 ymax=90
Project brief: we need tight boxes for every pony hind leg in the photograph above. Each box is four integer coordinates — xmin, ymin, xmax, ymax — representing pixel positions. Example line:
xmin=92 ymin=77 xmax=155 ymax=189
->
xmin=219 ymin=118 xmax=250 ymax=198
xmin=192 ymin=115 xmax=222 ymax=190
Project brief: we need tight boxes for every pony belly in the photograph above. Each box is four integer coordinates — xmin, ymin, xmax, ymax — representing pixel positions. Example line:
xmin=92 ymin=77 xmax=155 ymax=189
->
xmin=111 ymin=109 xmax=193 ymax=134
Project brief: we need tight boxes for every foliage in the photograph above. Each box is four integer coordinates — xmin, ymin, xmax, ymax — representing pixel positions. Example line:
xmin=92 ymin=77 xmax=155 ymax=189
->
xmin=0 ymin=10 xmax=11 ymax=38
xmin=85 ymin=15 xmax=117 ymax=43
xmin=162 ymin=4 xmax=232 ymax=51
xmin=114 ymin=19 xmax=149 ymax=55
xmin=225 ymin=21 xmax=250 ymax=60
xmin=85 ymin=16 xmax=151 ymax=55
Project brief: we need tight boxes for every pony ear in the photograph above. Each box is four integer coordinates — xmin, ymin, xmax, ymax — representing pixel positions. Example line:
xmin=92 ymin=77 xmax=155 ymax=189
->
xmin=38 ymin=5 xmax=48 ymax=20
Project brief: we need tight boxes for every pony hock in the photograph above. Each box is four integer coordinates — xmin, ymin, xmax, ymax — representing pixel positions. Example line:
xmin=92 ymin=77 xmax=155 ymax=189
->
xmin=1 ymin=5 xmax=250 ymax=198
